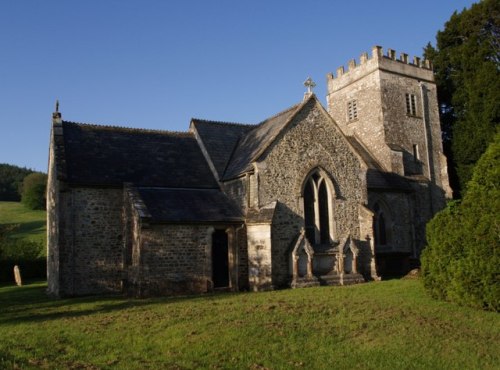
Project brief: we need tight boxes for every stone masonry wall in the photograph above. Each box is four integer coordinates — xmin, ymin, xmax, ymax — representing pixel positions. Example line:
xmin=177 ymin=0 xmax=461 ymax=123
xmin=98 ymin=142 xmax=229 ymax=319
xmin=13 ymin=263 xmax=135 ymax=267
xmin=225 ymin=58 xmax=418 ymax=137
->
xmin=256 ymin=98 xmax=369 ymax=287
xmin=368 ymin=190 xmax=414 ymax=255
xmin=47 ymin=135 xmax=60 ymax=296
xmin=58 ymin=187 xmax=124 ymax=296
xmin=327 ymin=61 xmax=391 ymax=170
xmin=131 ymin=224 xmax=210 ymax=296
xmin=222 ymin=178 xmax=247 ymax=214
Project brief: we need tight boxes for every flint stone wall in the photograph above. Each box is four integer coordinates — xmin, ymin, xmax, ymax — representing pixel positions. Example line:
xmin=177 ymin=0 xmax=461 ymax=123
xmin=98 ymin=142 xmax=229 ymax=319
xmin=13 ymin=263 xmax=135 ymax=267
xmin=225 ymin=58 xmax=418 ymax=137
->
xmin=255 ymin=99 xmax=369 ymax=287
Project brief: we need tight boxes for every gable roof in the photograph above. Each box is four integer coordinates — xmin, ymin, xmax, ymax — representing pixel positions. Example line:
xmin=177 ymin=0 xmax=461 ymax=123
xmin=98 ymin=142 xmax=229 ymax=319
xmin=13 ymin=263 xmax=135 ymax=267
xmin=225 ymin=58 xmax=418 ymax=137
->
xmin=367 ymin=169 xmax=413 ymax=192
xmin=345 ymin=136 xmax=385 ymax=171
xmin=57 ymin=121 xmax=218 ymax=188
xmin=191 ymin=119 xmax=254 ymax=179
xmin=134 ymin=187 xmax=243 ymax=223
xmin=222 ymin=100 xmax=305 ymax=180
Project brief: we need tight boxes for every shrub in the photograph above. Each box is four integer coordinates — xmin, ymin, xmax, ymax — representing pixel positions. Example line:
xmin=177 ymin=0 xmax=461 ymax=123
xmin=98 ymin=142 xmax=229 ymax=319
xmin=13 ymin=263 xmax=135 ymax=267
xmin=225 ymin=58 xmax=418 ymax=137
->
xmin=0 ymin=225 xmax=46 ymax=282
xmin=421 ymin=133 xmax=500 ymax=311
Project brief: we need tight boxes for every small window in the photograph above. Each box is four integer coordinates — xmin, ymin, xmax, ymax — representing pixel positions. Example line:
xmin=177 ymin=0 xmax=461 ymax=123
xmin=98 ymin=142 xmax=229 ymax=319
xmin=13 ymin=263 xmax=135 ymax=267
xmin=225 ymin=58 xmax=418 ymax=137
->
xmin=347 ymin=100 xmax=358 ymax=121
xmin=373 ymin=202 xmax=391 ymax=247
xmin=413 ymin=144 xmax=420 ymax=162
xmin=405 ymin=93 xmax=417 ymax=116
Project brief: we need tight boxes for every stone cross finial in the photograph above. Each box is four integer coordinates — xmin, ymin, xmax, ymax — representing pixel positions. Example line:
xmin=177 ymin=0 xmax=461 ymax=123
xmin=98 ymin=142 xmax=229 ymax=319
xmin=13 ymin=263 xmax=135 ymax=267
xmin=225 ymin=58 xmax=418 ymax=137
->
xmin=52 ymin=99 xmax=62 ymax=123
xmin=304 ymin=77 xmax=316 ymax=94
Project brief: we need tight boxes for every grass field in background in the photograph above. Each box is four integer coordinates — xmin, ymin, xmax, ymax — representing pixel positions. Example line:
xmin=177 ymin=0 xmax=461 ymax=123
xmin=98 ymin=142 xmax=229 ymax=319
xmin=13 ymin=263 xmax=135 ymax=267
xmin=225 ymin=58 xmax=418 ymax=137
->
xmin=0 ymin=201 xmax=46 ymax=246
xmin=1 ymin=279 xmax=498 ymax=369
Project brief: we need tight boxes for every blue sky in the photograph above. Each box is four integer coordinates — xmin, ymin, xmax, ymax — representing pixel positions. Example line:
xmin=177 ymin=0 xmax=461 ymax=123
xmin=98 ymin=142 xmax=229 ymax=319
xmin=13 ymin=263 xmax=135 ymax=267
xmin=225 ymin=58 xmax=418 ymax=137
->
xmin=0 ymin=0 xmax=476 ymax=172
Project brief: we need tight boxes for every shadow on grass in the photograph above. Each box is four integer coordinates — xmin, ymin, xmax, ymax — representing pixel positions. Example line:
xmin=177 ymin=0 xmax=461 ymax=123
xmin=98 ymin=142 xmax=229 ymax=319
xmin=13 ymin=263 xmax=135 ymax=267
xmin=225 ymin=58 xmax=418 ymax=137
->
xmin=5 ymin=220 xmax=46 ymax=239
xmin=0 ymin=281 xmax=241 ymax=325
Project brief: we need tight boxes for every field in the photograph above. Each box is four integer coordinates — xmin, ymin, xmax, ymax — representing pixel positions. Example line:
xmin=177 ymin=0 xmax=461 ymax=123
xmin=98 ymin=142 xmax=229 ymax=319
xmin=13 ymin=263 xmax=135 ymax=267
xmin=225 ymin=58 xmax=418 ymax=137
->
xmin=0 ymin=279 xmax=498 ymax=369
xmin=0 ymin=201 xmax=46 ymax=246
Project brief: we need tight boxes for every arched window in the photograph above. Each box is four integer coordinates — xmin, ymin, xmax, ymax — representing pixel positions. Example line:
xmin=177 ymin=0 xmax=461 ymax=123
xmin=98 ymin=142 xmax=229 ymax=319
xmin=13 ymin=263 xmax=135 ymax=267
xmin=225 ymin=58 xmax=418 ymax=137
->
xmin=373 ymin=202 xmax=391 ymax=247
xmin=303 ymin=169 xmax=334 ymax=245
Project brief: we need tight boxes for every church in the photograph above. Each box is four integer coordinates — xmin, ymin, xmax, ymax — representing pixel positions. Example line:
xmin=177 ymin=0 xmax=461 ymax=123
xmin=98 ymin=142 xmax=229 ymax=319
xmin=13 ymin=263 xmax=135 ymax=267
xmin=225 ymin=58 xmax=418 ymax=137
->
xmin=47 ymin=46 xmax=452 ymax=297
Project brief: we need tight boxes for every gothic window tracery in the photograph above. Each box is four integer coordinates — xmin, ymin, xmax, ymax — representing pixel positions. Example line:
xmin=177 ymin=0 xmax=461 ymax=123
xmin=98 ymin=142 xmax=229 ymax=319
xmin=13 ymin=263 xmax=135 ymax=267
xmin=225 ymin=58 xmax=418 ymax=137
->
xmin=303 ymin=169 xmax=334 ymax=245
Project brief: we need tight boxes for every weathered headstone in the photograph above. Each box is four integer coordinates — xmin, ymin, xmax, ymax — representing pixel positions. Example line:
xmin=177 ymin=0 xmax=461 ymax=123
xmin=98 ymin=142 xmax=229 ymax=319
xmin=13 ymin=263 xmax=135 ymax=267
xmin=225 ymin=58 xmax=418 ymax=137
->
xmin=14 ymin=265 xmax=22 ymax=286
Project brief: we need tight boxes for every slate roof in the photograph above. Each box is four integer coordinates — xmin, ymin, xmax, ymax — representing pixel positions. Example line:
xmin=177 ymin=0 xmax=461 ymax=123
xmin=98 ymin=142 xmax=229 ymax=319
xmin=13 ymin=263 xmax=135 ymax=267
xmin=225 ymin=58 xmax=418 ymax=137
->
xmin=58 ymin=121 xmax=218 ymax=188
xmin=345 ymin=136 xmax=413 ymax=192
xmin=345 ymin=136 xmax=384 ymax=171
xmin=191 ymin=119 xmax=254 ymax=179
xmin=135 ymin=187 xmax=243 ymax=223
xmin=222 ymin=101 xmax=303 ymax=180
xmin=367 ymin=169 xmax=413 ymax=192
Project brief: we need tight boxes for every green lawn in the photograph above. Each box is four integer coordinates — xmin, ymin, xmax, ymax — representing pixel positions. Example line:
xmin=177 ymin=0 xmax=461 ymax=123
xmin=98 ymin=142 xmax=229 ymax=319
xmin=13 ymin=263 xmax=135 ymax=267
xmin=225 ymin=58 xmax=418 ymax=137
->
xmin=0 ymin=279 xmax=498 ymax=369
xmin=0 ymin=201 xmax=46 ymax=245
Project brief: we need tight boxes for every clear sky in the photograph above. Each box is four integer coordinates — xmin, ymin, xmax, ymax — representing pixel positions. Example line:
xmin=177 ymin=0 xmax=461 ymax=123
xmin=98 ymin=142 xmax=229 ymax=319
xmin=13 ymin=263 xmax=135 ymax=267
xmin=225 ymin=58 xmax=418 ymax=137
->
xmin=0 ymin=0 xmax=476 ymax=172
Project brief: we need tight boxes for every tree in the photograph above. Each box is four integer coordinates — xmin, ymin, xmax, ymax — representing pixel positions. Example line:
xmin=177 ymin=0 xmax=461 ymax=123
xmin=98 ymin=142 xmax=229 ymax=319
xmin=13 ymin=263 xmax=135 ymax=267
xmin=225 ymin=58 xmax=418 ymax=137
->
xmin=21 ymin=173 xmax=48 ymax=210
xmin=424 ymin=0 xmax=500 ymax=196
xmin=421 ymin=133 xmax=500 ymax=311
xmin=0 ymin=163 xmax=34 ymax=201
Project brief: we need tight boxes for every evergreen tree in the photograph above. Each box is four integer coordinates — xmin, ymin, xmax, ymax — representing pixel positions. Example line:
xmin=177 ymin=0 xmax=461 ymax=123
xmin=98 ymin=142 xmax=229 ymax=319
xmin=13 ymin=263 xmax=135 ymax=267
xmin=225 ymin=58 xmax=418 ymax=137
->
xmin=421 ymin=133 xmax=500 ymax=311
xmin=424 ymin=0 xmax=500 ymax=196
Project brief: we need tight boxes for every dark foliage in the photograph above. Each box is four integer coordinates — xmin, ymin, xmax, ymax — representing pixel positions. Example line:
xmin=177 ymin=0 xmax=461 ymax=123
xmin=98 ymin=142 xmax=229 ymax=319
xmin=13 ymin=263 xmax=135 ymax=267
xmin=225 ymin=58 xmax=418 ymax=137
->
xmin=421 ymin=133 xmax=500 ymax=311
xmin=424 ymin=0 xmax=500 ymax=197
xmin=0 ymin=224 xmax=46 ymax=282
xmin=0 ymin=164 xmax=34 ymax=201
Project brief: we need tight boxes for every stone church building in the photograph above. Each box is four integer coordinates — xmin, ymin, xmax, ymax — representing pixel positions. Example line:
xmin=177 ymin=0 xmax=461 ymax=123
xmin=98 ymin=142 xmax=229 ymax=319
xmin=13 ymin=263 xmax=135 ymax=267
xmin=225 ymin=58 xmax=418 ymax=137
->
xmin=47 ymin=46 xmax=452 ymax=297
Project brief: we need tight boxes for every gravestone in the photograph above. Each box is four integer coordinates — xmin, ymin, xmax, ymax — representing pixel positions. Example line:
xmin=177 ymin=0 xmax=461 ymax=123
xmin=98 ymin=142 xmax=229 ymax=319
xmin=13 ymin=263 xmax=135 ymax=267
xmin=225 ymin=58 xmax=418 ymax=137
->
xmin=14 ymin=265 xmax=22 ymax=286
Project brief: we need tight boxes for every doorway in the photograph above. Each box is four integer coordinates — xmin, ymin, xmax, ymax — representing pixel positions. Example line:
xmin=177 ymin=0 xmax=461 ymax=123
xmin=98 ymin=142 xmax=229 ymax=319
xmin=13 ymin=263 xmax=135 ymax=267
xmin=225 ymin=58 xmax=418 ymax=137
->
xmin=212 ymin=230 xmax=229 ymax=288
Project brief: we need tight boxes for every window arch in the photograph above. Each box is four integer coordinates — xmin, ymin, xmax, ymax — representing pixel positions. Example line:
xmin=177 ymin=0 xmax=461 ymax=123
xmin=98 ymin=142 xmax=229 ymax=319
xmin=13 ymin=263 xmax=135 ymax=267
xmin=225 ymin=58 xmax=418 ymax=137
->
xmin=302 ymin=169 xmax=335 ymax=245
xmin=373 ymin=202 xmax=391 ymax=247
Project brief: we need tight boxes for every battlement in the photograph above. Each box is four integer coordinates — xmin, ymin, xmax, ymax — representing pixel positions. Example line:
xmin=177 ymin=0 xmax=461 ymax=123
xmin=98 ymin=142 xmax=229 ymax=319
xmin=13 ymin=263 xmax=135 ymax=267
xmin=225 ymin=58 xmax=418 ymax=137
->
xmin=327 ymin=46 xmax=432 ymax=81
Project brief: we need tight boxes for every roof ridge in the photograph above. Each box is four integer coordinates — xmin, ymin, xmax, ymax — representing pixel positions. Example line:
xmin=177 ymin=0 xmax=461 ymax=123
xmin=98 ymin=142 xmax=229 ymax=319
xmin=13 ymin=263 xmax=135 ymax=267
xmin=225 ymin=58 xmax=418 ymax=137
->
xmin=256 ymin=101 xmax=302 ymax=126
xmin=191 ymin=118 xmax=255 ymax=127
xmin=62 ymin=120 xmax=192 ymax=136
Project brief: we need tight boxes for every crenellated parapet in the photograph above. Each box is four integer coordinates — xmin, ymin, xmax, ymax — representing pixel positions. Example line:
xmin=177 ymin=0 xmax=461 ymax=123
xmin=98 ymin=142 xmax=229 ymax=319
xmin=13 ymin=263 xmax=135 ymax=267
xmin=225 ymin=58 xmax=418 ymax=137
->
xmin=327 ymin=46 xmax=434 ymax=90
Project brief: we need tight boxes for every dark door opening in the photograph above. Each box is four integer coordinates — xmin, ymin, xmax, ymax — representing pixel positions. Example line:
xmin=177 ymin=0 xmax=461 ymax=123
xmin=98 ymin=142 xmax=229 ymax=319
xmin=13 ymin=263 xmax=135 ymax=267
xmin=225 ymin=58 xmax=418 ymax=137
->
xmin=212 ymin=230 xmax=229 ymax=288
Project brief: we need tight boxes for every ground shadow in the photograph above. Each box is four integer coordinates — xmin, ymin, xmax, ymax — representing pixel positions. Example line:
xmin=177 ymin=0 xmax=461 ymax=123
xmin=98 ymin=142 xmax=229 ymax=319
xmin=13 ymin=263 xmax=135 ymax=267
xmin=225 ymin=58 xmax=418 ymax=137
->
xmin=0 ymin=281 xmax=245 ymax=325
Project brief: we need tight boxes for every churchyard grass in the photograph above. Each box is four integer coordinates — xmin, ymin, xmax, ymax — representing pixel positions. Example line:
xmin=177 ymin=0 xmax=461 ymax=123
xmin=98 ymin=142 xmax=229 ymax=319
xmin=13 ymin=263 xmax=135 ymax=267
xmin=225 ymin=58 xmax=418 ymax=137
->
xmin=0 ymin=279 xmax=498 ymax=369
xmin=0 ymin=201 xmax=46 ymax=246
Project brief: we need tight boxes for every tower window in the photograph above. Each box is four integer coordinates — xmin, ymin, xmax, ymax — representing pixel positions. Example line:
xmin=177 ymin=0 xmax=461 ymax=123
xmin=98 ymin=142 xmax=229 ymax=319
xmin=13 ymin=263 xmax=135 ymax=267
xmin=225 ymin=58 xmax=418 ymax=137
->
xmin=347 ymin=100 xmax=358 ymax=121
xmin=405 ymin=94 xmax=417 ymax=116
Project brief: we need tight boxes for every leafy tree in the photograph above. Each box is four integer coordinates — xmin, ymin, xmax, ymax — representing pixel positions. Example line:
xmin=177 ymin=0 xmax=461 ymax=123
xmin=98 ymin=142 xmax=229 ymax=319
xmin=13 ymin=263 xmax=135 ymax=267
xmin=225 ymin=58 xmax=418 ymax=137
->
xmin=21 ymin=173 xmax=48 ymax=210
xmin=424 ymin=0 xmax=500 ymax=196
xmin=0 ymin=163 xmax=34 ymax=201
xmin=421 ymin=133 xmax=500 ymax=311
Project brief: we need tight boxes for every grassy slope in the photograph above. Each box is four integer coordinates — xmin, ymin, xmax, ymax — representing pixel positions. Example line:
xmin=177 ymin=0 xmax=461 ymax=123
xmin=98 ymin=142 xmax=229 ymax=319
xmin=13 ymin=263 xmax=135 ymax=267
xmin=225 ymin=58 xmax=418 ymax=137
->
xmin=0 ymin=279 xmax=498 ymax=369
xmin=0 ymin=201 xmax=46 ymax=245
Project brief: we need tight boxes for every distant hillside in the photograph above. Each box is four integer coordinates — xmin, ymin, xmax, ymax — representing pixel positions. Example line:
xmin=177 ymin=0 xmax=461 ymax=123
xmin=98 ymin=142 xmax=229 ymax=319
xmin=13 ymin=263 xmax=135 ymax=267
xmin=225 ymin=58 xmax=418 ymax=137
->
xmin=0 ymin=163 xmax=37 ymax=201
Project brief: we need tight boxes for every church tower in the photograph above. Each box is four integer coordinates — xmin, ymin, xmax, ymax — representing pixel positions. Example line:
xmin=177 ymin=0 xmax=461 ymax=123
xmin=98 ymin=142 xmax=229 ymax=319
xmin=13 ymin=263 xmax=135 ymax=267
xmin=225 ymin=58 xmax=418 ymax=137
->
xmin=326 ymin=46 xmax=452 ymax=275
xmin=326 ymin=45 xmax=452 ymax=202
